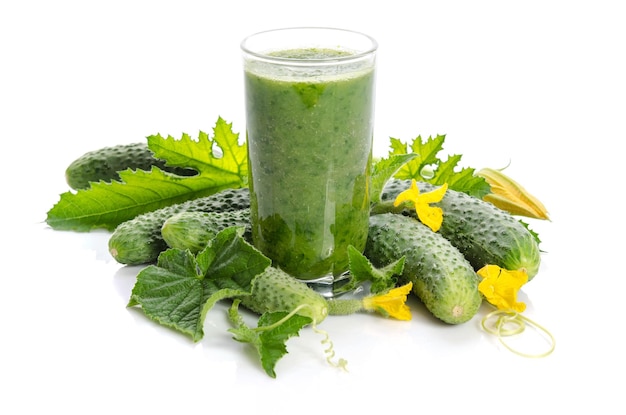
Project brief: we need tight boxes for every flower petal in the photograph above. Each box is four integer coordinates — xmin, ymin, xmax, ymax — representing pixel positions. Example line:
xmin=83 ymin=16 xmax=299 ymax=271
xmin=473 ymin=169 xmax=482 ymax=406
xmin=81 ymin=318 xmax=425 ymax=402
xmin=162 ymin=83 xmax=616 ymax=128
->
xmin=393 ymin=179 xmax=420 ymax=207
xmin=478 ymin=168 xmax=549 ymax=220
xmin=477 ymin=265 xmax=528 ymax=312
xmin=419 ymin=183 xmax=448 ymax=204
xmin=392 ymin=180 xmax=448 ymax=232
xmin=416 ymin=204 xmax=444 ymax=232
xmin=415 ymin=184 xmax=447 ymax=232
xmin=362 ymin=282 xmax=413 ymax=320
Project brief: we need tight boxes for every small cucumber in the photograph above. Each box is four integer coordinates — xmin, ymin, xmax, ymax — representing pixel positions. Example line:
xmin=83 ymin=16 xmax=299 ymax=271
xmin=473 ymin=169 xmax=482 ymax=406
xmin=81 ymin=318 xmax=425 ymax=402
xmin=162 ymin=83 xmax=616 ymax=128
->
xmin=109 ymin=188 xmax=250 ymax=265
xmin=364 ymin=213 xmax=481 ymax=324
xmin=235 ymin=266 xmax=363 ymax=374
xmin=162 ymin=210 xmax=252 ymax=253
xmin=65 ymin=142 xmax=196 ymax=190
xmin=381 ymin=179 xmax=542 ymax=280
xmin=239 ymin=266 xmax=329 ymax=325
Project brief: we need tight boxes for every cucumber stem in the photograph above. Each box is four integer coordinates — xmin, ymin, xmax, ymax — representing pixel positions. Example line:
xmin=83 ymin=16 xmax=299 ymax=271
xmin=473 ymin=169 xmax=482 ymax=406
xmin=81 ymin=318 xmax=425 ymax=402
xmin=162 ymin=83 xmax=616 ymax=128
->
xmin=369 ymin=200 xmax=404 ymax=215
xmin=327 ymin=298 xmax=365 ymax=315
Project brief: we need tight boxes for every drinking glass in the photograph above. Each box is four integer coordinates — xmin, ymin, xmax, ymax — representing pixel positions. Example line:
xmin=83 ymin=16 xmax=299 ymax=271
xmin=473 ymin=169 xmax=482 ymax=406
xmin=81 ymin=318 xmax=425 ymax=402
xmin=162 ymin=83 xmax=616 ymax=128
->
xmin=241 ymin=27 xmax=377 ymax=290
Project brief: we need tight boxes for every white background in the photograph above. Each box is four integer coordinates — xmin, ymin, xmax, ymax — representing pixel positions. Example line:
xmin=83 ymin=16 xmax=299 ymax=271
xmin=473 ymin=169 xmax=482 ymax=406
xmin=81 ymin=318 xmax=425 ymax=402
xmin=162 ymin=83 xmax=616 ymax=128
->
xmin=2 ymin=1 xmax=624 ymax=413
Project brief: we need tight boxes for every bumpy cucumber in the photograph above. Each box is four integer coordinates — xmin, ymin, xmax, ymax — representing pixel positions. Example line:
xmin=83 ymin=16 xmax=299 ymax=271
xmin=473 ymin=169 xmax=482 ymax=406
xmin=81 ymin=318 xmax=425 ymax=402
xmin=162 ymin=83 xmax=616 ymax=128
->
xmin=364 ymin=213 xmax=481 ymax=324
xmin=65 ymin=142 xmax=196 ymax=190
xmin=381 ymin=179 xmax=542 ymax=280
xmin=109 ymin=187 xmax=250 ymax=265
xmin=239 ymin=266 xmax=329 ymax=325
xmin=162 ymin=210 xmax=252 ymax=253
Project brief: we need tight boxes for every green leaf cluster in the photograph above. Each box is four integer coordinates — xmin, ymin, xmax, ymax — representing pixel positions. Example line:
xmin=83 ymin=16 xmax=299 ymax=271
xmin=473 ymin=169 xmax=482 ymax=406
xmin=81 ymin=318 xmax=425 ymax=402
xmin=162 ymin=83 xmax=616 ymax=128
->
xmin=128 ymin=226 xmax=315 ymax=378
xmin=128 ymin=227 xmax=271 ymax=342
xmin=384 ymin=134 xmax=491 ymax=199
xmin=46 ymin=117 xmax=248 ymax=231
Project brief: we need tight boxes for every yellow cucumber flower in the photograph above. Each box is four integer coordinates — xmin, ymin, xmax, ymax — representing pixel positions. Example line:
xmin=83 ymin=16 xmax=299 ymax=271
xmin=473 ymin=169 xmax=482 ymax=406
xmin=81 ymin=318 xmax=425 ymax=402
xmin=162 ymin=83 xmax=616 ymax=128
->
xmin=477 ymin=264 xmax=528 ymax=312
xmin=393 ymin=179 xmax=448 ymax=232
xmin=477 ymin=167 xmax=550 ymax=220
xmin=362 ymin=282 xmax=413 ymax=321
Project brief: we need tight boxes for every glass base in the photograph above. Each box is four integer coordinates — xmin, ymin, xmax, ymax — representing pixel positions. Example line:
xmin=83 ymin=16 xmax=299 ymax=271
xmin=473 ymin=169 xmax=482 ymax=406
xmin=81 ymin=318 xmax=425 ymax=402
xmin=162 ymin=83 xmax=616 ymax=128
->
xmin=298 ymin=271 xmax=354 ymax=299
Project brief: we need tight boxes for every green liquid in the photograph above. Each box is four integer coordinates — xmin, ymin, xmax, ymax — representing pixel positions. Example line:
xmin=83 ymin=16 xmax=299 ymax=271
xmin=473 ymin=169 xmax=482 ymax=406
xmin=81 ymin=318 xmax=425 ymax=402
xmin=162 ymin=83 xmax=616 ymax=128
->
xmin=244 ymin=49 xmax=375 ymax=280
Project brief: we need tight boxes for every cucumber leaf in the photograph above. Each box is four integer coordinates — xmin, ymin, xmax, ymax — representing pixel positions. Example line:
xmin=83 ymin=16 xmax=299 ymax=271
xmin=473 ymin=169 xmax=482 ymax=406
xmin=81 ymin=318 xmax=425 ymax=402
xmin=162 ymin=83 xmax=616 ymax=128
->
xmin=46 ymin=117 xmax=248 ymax=231
xmin=370 ymin=153 xmax=418 ymax=204
xmin=128 ymin=227 xmax=271 ymax=342
xmin=335 ymin=245 xmax=405 ymax=295
xmin=389 ymin=134 xmax=491 ymax=198
xmin=390 ymin=135 xmax=443 ymax=179
xmin=147 ymin=117 xmax=247 ymax=182
xmin=228 ymin=300 xmax=311 ymax=378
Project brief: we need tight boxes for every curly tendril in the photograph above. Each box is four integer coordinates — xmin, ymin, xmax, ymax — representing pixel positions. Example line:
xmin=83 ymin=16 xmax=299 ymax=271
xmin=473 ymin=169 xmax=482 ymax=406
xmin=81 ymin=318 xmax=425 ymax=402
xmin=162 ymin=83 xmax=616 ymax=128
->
xmin=313 ymin=325 xmax=348 ymax=371
xmin=481 ymin=308 xmax=556 ymax=358
xmin=255 ymin=303 xmax=348 ymax=371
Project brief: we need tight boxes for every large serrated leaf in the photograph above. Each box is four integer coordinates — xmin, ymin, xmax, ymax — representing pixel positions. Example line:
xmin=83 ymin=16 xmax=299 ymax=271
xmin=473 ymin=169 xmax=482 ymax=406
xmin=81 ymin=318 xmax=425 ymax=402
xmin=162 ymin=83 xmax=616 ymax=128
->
xmin=392 ymin=134 xmax=445 ymax=179
xmin=433 ymin=156 xmax=490 ymax=198
xmin=147 ymin=117 xmax=247 ymax=182
xmin=128 ymin=227 xmax=271 ymax=342
xmin=46 ymin=117 xmax=248 ymax=231
xmin=389 ymin=134 xmax=490 ymax=197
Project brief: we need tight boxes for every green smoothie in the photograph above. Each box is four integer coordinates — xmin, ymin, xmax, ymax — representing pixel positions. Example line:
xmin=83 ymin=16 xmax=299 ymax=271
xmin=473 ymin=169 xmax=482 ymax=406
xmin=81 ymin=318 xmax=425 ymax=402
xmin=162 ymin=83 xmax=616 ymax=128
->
xmin=244 ymin=48 xmax=375 ymax=280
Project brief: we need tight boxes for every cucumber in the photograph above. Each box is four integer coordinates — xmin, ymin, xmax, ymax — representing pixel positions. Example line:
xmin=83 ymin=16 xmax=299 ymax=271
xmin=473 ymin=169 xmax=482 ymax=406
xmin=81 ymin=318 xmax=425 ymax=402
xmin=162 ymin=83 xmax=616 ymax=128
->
xmin=364 ymin=213 xmax=481 ymax=324
xmin=239 ymin=266 xmax=329 ymax=325
xmin=108 ymin=187 xmax=250 ymax=265
xmin=381 ymin=179 xmax=542 ymax=280
xmin=65 ymin=142 xmax=196 ymax=190
xmin=233 ymin=265 xmax=359 ymax=376
xmin=162 ymin=210 xmax=252 ymax=253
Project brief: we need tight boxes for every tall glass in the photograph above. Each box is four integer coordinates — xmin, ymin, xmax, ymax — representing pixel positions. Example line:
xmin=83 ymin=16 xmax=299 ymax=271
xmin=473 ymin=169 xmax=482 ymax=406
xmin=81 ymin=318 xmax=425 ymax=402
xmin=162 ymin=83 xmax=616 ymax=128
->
xmin=241 ymin=27 xmax=377 ymax=286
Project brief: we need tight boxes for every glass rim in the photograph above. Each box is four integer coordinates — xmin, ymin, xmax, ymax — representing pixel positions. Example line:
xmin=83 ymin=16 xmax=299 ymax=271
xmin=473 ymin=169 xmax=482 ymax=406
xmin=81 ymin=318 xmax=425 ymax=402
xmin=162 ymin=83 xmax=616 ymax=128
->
xmin=240 ymin=27 xmax=378 ymax=64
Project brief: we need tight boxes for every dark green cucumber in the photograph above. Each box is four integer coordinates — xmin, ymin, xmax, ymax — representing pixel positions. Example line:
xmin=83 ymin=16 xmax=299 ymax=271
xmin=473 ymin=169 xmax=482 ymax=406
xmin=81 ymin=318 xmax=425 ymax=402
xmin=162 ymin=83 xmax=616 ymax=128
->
xmin=109 ymin=187 xmax=250 ymax=265
xmin=65 ymin=142 xmax=196 ymax=190
xmin=381 ymin=179 xmax=542 ymax=280
xmin=364 ymin=213 xmax=481 ymax=324
xmin=162 ymin=210 xmax=252 ymax=253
